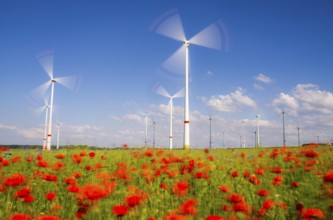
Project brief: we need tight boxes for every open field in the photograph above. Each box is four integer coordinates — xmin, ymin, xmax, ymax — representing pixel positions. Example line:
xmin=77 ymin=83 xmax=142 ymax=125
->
xmin=1 ymin=145 xmax=333 ymax=219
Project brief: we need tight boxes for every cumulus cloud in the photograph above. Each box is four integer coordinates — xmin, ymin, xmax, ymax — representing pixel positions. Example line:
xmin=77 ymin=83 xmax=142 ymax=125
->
xmin=272 ymin=84 xmax=333 ymax=116
xmin=254 ymin=74 xmax=273 ymax=84
xmin=204 ymin=88 xmax=257 ymax=112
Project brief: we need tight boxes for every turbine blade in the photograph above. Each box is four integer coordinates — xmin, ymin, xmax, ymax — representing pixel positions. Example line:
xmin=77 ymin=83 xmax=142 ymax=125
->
xmin=155 ymin=85 xmax=171 ymax=98
xmin=190 ymin=20 xmax=229 ymax=51
xmin=173 ymin=88 xmax=184 ymax=98
xmin=36 ymin=50 xmax=54 ymax=79
xmin=29 ymin=80 xmax=52 ymax=100
xmin=162 ymin=44 xmax=185 ymax=75
xmin=54 ymin=75 xmax=81 ymax=91
xmin=150 ymin=9 xmax=186 ymax=42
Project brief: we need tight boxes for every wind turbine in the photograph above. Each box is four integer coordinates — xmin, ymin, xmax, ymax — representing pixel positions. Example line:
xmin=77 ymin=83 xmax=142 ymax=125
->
xmin=151 ymin=9 xmax=227 ymax=149
xmin=35 ymin=50 xmax=80 ymax=150
xmin=56 ymin=122 xmax=61 ymax=150
xmin=155 ymin=85 xmax=184 ymax=150
xmin=256 ymin=114 xmax=261 ymax=148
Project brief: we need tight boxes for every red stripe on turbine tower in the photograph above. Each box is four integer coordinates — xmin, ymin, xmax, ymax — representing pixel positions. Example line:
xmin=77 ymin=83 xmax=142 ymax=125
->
xmin=184 ymin=120 xmax=190 ymax=124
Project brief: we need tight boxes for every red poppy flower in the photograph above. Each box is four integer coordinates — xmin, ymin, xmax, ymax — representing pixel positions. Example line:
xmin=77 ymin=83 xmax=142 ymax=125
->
xmin=37 ymin=160 xmax=48 ymax=167
xmin=257 ymin=189 xmax=270 ymax=197
xmin=262 ymin=200 xmax=274 ymax=209
xmin=36 ymin=215 xmax=61 ymax=220
xmin=22 ymin=194 xmax=35 ymax=203
xmin=228 ymin=194 xmax=244 ymax=203
xmin=206 ymin=215 xmax=224 ymax=220
xmin=271 ymin=167 xmax=283 ymax=173
xmin=159 ymin=183 xmax=168 ymax=190
xmin=243 ymin=170 xmax=250 ymax=178
xmin=249 ymin=176 xmax=261 ymax=185
xmin=45 ymin=192 xmax=57 ymax=201
xmin=125 ymin=195 xmax=141 ymax=207
xmin=232 ymin=202 xmax=249 ymax=214
xmin=163 ymin=211 xmax=187 ymax=220
xmin=15 ymin=187 xmax=31 ymax=198
xmin=79 ymin=184 xmax=108 ymax=201
xmin=301 ymin=208 xmax=324 ymax=219
xmin=88 ymin=152 xmax=95 ymax=158
xmin=55 ymin=154 xmax=65 ymax=159
xmin=218 ymin=185 xmax=230 ymax=193
xmin=291 ymin=182 xmax=299 ymax=187
xmin=4 ymin=173 xmax=26 ymax=186
xmin=172 ymin=181 xmax=190 ymax=197
xmin=255 ymin=168 xmax=265 ymax=175
xmin=8 ymin=214 xmax=32 ymax=220
xmin=324 ymin=171 xmax=333 ymax=183
xmin=67 ymin=184 xmax=79 ymax=193
xmin=179 ymin=199 xmax=197 ymax=216
xmin=112 ymin=205 xmax=129 ymax=217
xmin=12 ymin=156 xmax=21 ymax=163
xmin=43 ymin=174 xmax=57 ymax=182
xmin=231 ymin=171 xmax=239 ymax=177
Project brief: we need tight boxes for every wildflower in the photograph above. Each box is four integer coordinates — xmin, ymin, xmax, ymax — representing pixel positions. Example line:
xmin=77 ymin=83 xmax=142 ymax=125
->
xmin=45 ymin=192 xmax=57 ymax=201
xmin=8 ymin=214 xmax=32 ymax=220
xmin=301 ymin=208 xmax=324 ymax=219
xmin=12 ymin=156 xmax=21 ymax=163
xmin=257 ymin=189 xmax=270 ymax=197
xmin=243 ymin=170 xmax=250 ymax=178
xmin=228 ymin=194 xmax=244 ymax=203
xmin=163 ymin=211 xmax=187 ymax=220
xmin=37 ymin=160 xmax=48 ymax=167
xmin=255 ymin=168 xmax=265 ymax=175
xmin=67 ymin=184 xmax=79 ymax=193
xmin=43 ymin=174 xmax=57 ymax=182
xmin=65 ymin=177 xmax=77 ymax=185
xmin=324 ymin=171 xmax=333 ymax=183
xmin=112 ymin=205 xmax=129 ymax=217
xmin=262 ymin=200 xmax=274 ymax=209
xmin=79 ymin=184 xmax=108 ymax=201
xmin=291 ymin=182 xmax=299 ymax=187
xmin=172 ymin=181 xmax=190 ymax=197
xmin=88 ymin=152 xmax=95 ymax=158
xmin=271 ymin=167 xmax=283 ymax=173
xmin=36 ymin=215 xmax=61 ymax=220
xmin=4 ymin=173 xmax=26 ymax=186
xmin=179 ymin=199 xmax=197 ymax=216
xmin=55 ymin=154 xmax=65 ymax=159
xmin=22 ymin=194 xmax=35 ymax=203
xmin=160 ymin=183 xmax=168 ymax=190
xmin=218 ymin=185 xmax=230 ymax=193
xmin=206 ymin=216 xmax=224 ymax=220
xmin=195 ymin=171 xmax=210 ymax=180
xmin=36 ymin=154 xmax=43 ymax=160
xmin=231 ymin=171 xmax=239 ymax=177
xmin=15 ymin=187 xmax=31 ymax=198
xmin=125 ymin=195 xmax=142 ymax=207
xmin=304 ymin=150 xmax=319 ymax=158
xmin=249 ymin=176 xmax=261 ymax=185
xmin=232 ymin=202 xmax=249 ymax=214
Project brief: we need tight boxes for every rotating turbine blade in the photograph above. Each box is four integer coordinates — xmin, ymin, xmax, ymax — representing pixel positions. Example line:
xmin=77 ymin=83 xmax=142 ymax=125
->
xmin=173 ymin=88 xmax=184 ymax=98
xmin=161 ymin=44 xmax=185 ymax=75
xmin=150 ymin=9 xmax=186 ymax=42
xmin=37 ymin=50 xmax=54 ymax=79
xmin=155 ymin=85 xmax=171 ymax=98
xmin=190 ymin=20 xmax=228 ymax=51
xmin=30 ymin=80 xmax=52 ymax=99
xmin=54 ymin=75 xmax=81 ymax=91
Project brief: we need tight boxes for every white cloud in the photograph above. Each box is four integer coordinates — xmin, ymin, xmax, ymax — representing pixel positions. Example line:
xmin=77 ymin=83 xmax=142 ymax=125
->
xmin=254 ymin=74 xmax=273 ymax=84
xmin=253 ymin=83 xmax=264 ymax=90
xmin=205 ymin=88 xmax=257 ymax=112
xmin=272 ymin=84 xmax=333 ymax=116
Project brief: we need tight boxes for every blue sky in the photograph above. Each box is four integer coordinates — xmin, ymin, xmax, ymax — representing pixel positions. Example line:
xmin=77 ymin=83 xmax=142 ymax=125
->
xmin=1 ymin=0 xmax=333 ymax=148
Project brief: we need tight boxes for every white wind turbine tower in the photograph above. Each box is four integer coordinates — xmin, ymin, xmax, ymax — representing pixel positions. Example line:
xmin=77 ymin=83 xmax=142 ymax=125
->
xmin=155 ymin=85 xmax=184 ymax=150
xmin=151 ymin=9 xmax=227 ymax=149
xmin=30 ymin=97 xmax=49 ymax=150
xmin=35 ymin=50 xmax=80 ymax=150
xmin=56 ymin=122 xmax=61 ymax=150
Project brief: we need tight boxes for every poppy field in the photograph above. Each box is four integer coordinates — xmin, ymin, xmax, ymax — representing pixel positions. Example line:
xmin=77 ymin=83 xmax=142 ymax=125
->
xmin=1 ymin=145 xmax=333 ymax=220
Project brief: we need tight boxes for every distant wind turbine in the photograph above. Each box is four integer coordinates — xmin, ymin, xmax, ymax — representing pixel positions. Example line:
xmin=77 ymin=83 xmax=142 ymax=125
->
xmin=56 ymin=122 xmax=61 ymax=150
xmin=151 ymin=9 xmax=227 ymax=149
xmin=155 ymin=85 xmax=184 ymax=149
xmin=35 ymin=50 xmax=80 ymax=150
